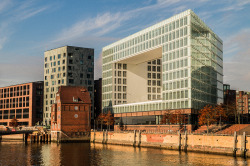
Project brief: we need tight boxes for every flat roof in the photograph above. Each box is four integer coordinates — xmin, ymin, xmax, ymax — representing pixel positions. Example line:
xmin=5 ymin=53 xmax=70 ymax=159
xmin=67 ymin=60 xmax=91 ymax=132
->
xmin=0 ymin=81 xmax=44 ymax=89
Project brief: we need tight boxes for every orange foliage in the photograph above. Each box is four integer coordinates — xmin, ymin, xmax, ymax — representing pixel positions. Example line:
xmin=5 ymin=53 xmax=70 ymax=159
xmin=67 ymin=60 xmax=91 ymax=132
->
xmin=198 ymin=105 xmax=216 ymax=127
xmin=104 ymin=111 xmax=114 ymax=126
xmin=9 ymin=118 xmax=19 ymax=128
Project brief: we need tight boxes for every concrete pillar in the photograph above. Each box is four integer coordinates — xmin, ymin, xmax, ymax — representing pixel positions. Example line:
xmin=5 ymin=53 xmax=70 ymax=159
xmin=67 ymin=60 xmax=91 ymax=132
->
xmin=178 ymin=130 xmax=181 ymax=151
xmin=184 ymin=131 xmax=188 ymax=152
xmin=233 ymin=132 xmax=237 ymax=157
xmin=93 ymin=130 xmax=96 ymax=143
xmin=241 ymin=132 xmax=246 ymax=158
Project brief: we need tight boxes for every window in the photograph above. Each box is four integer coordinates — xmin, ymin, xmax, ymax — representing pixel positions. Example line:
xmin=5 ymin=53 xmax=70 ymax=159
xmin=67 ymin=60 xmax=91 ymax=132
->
xmin=88 ymin=68 xmax=93 ymax=72
xmin=69 ymin=79 xmax=74 ymax=84
xmin=58 ymin=54 xmax=61 ymax=59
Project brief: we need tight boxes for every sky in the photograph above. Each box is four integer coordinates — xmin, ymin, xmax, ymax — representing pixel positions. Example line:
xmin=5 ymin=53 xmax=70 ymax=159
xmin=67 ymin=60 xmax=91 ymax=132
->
xmin=0 ymin=0 xmax=250 ymax=91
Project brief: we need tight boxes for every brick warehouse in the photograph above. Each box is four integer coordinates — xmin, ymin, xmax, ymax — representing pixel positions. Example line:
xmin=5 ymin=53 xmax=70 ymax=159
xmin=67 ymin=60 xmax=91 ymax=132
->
xmin=51 ymin=86 xmax=91 ymax=142
xmin=0 ymin=81 xmax=43 ymax=126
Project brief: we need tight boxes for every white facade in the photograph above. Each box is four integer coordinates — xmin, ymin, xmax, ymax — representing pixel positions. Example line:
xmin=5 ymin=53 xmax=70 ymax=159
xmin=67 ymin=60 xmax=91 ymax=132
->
xmin=102 ymin=9 xmax=223 ymax=115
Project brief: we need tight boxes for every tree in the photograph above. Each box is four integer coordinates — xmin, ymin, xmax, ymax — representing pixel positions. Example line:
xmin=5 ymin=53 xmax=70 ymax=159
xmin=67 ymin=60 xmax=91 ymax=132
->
xmin=223 ymin=102 xmax=238 ymax=124
xmin=97 ymin=113 xmax=106 ymax=130
xmin=198 ymin=105 xmax=217 ymax=134
xmin=161 ymin=111 xmax=187 ymax=132
xmin=104 ymin=111 xmax=114 ymax=131
xmin=9 ymin=118 xmax=19 ymax=128
xmin=214 ymin=104 xmax=227 ymax=131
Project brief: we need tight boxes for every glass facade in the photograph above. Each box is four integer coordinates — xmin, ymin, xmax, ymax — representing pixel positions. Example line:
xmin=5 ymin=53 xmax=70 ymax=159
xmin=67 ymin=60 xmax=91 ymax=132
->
xmin=102 ymin=9 xmax=223 ymax=114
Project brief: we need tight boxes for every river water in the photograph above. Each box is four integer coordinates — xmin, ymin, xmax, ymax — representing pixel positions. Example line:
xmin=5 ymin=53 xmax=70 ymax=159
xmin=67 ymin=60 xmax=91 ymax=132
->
xmin=0 ymin=142 xmax=249 ymax=166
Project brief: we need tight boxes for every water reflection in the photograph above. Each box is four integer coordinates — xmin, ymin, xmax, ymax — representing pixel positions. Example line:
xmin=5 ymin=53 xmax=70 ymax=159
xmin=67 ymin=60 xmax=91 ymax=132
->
xmin=0 ymin=142 xmax=249 ymax=166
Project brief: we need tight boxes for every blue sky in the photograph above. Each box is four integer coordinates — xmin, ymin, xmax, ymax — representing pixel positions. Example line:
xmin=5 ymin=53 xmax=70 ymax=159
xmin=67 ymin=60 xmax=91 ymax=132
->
xmin=0 ymin=0 xmax=250 ymax=91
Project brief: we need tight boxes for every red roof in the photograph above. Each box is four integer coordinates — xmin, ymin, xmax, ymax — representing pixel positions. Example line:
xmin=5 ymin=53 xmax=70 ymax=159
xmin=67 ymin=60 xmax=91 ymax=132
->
xmin=57 ymin=86 xmax=91 ymax=104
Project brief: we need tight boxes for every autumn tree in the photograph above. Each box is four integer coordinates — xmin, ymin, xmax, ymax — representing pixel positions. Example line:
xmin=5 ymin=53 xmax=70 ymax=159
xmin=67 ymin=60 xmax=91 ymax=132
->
xmin=223 ymin=103 xmax=238 ymax=124
xmin=198 ymin=105 xmax=217 ymax=134
xmin=97 ymin=113 xmax=106 ymax=130
xmin=104 ymin=111 xmax=114 ymax=131
xmin=161 ymin=111 xmax=187 ymax=131
xmin=9 ymin=118 xmax=19 ymax=128
xmin=214 ymin=104 xmax=227 ymax=123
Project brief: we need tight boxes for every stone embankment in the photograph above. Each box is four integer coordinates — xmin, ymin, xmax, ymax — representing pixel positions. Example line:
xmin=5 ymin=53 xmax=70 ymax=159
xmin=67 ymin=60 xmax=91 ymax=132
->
xmin=91 ymin=130 xmax=250 ymax=157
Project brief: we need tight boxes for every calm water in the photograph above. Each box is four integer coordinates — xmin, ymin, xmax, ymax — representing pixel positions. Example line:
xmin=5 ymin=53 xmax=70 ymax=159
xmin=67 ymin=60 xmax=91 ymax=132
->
xmin=0 ymin=141 xmax=249 ymax=166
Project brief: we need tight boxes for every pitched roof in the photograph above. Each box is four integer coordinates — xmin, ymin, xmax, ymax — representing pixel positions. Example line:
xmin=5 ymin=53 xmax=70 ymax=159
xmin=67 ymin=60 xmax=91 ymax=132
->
xmin=58 ymin=86 xmax=91 ymax=104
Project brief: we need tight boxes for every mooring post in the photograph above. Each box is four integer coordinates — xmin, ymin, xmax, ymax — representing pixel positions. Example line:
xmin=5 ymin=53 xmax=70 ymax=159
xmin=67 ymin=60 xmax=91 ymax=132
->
xmin=241 ymin=132 xmax=247 ymax=158
xmin=106 ymin=130 xmax=108 ymax=143
xmin=138 ymin=130 xmax=141 ymax=147
xmin=233 ymin=131 xmax=237 ymax=157
xmin=30 ymin=135 xmax=33 ymax=143
xmin=184 ymin=131 xmax=188 ymax=152
xmin=133 ymin=130 xmax=136 ymax=147
xmin=178 ymin=130 xmax=181 ymax=151
xmin=102 ymin=129 xmax=105 ymax=144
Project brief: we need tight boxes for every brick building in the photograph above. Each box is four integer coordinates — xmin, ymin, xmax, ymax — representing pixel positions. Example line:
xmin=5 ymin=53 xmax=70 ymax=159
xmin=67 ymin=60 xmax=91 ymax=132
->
xmin=51 ymin=86 xmax=91 ymax=142
xmin=223 ymin=84 xmax=250 ymax=123
xmin=0 ymin=81 xmax=43 ymax=126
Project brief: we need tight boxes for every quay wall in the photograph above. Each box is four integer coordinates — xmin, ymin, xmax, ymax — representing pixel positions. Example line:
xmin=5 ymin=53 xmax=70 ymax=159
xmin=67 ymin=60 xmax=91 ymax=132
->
xmin=91 ymin=131 xmax=250 ymax=157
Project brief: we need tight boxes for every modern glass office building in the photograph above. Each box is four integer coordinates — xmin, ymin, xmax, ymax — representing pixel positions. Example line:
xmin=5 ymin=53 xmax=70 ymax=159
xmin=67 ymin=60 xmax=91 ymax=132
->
xmin=102 ymin=9 xmax=223 ymax=128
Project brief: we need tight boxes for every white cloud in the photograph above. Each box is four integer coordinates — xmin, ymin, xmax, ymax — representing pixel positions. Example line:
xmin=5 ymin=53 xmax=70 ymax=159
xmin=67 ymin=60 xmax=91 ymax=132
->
xmin=0 ymin=0 xmax=12 ymax=13
xmin=0 ymin=1 xmax=49 ymax=51
xmin=224 ymin=28 xmax=250 ymax=91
